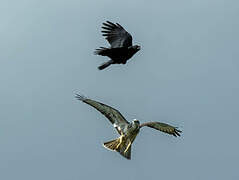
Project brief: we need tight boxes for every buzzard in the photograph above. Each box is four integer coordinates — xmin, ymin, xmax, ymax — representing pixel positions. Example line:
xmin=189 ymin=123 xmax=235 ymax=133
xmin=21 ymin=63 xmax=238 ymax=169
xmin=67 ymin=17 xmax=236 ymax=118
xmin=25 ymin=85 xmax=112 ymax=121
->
xmin=75 ymin=94 xmax=182 ymax=160
xmin=94 ymin=21 xmax=141 ymax=70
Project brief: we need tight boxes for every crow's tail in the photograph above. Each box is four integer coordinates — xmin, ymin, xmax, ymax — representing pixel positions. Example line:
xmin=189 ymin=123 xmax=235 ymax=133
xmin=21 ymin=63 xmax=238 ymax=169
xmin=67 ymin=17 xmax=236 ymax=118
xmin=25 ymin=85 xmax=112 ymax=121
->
xmin=98 ymin=60 xmax=114 ymax=70
xmin=94 ymin=47 xmax=110 ymax=56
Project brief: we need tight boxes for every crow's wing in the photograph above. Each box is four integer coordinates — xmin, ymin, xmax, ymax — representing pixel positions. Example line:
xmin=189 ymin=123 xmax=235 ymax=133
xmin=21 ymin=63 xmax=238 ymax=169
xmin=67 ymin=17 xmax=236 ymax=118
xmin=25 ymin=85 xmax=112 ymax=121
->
xmin=140 ymin=122 xmax=182 ymax=137
xmin=75 ymin=94 xmax=129 ymax=135
xmin=101 ymin=21 xmax=132 ymax=48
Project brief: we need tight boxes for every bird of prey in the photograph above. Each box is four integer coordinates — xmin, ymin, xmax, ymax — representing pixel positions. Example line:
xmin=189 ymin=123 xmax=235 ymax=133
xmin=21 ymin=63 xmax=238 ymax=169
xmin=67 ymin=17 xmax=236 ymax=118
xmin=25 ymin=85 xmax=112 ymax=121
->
xmin=94 ymin=21 xmax=141 ymax=70
xmin=75 ymin=94 xmax=182 ymax=160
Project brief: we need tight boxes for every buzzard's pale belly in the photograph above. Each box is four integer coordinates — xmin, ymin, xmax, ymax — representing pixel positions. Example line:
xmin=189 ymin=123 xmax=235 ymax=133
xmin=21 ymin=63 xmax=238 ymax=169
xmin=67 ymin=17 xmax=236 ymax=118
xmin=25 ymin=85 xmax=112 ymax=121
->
xmin=125 ymin=127 xmax=140 ymax=144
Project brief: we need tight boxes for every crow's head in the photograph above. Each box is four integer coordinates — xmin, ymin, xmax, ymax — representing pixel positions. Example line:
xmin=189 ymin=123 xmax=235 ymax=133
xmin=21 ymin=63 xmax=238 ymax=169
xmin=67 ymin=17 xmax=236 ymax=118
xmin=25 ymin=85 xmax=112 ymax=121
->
xmin=132 ymin=45 xmax=141 ymax=52
xmin=128 ymin=45 xmax=141 ymax=56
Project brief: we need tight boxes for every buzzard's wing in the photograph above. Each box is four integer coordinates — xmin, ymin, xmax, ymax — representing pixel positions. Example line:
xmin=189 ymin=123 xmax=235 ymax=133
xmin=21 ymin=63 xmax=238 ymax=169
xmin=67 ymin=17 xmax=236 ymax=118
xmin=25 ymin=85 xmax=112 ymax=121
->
xmin=140 ymin=122 xmax=182 ymax=137
xmin=75 ymin=94 xmax=129 ymax=135
xmin=101 ymin=21 xmax=132 ymax=48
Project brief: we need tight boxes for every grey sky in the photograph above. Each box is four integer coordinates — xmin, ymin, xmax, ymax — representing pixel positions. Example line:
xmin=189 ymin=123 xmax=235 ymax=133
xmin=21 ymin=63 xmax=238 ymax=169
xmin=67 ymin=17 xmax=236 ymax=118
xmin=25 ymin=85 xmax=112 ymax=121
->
xmin=1 ymin=0 xmax=239 ymax=179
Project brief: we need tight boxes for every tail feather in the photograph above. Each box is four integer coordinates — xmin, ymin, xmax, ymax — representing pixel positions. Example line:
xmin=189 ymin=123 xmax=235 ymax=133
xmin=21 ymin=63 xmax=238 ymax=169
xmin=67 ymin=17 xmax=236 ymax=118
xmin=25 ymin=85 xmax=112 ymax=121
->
xmin=103 ymin=137 xmax=132 ymax=160
xmin=94 ymin=47 xmax=109 ymax=56
xmin=119 ymin=145 xmax=131 ymax=160
xmin=98 ymin=60 xmax=114 ymax=70
xmin=103 ymin=138 xmax=121 ymax=151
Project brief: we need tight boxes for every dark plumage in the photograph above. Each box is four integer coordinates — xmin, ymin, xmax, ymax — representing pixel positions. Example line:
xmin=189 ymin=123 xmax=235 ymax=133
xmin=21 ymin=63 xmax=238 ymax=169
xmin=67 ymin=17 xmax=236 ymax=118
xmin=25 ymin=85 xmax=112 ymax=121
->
xmin=94 ymin=21 xmax=140 ymax=70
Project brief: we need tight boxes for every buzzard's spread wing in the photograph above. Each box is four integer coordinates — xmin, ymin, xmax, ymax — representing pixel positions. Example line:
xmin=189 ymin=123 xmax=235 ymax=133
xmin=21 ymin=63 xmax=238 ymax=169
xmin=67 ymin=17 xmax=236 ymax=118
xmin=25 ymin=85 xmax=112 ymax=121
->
xmin=101 ymin=21 xmax=132 ymax=48
xmin=75 ymin=94 xmax=129 ymax=134
xmin=140 ymin=122 xmax=182 ymax=137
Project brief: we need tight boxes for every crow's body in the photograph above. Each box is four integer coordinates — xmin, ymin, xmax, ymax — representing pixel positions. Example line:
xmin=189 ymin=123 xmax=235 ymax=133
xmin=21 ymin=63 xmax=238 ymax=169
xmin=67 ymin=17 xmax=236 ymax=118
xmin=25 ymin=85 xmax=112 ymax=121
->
xmin=94 ymin=21 xmax=140 ymax=70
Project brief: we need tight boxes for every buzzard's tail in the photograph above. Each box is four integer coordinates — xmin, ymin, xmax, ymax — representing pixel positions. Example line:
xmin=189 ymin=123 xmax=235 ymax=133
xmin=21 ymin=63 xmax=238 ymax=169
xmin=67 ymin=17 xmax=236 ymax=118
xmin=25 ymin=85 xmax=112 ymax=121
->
xmin=103 ymin=138 xmax=121 ymax=151
xmin=103 ymin=137 xmax=131 ymax=160
xmin=98 ymin=60 xmax=114 ymax=70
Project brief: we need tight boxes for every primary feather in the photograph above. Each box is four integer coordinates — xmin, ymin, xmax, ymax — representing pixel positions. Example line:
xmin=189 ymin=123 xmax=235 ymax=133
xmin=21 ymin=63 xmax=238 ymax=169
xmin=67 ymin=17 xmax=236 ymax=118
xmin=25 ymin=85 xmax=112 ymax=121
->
xmin=94 ymin=21 xmax=140 ymax=70
xmin=76 ymin=94 xmax=182 ymax=159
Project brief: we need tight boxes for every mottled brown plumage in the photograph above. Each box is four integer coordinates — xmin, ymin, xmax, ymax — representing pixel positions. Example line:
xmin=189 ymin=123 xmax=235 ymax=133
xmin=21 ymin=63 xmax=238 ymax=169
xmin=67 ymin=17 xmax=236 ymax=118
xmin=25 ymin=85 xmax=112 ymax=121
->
xmin=76 ymin=94 xmax=182 ymax=159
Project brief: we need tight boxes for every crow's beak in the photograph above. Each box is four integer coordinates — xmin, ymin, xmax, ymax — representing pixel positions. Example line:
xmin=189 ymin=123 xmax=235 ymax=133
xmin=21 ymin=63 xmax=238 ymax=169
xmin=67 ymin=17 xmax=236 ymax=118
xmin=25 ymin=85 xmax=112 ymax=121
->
xmin=137 ymin=46 xmax=141 ymax=50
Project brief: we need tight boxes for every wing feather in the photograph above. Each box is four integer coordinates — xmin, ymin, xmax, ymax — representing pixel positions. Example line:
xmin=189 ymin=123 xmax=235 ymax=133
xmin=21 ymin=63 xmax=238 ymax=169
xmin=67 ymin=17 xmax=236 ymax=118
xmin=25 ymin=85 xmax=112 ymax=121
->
xmin=140 ymin=122 xmax=182 ymax=137
xmin=101 ymin=21 xmax=132 ymax=48
xmin=75 ymin=94 xmax=129 ymax=134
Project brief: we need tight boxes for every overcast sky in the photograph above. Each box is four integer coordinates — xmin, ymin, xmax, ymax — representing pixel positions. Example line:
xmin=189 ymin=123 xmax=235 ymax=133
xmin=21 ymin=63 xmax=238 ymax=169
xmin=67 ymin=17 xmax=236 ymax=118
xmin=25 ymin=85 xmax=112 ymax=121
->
xmin=1 ymin=0 xmax=239 ymax=179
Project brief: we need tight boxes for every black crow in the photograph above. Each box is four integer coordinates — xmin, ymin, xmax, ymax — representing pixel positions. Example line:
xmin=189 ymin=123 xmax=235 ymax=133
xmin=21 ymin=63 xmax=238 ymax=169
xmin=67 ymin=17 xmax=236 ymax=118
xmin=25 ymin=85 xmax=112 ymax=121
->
xmin=94 ymin=21 xmax=140 ymax=70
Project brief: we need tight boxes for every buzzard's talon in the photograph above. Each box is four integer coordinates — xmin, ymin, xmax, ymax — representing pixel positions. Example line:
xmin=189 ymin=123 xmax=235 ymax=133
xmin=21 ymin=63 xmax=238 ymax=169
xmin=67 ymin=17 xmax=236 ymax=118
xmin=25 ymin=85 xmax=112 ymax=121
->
xmin=116 ymin=135 xmax=123 ymax=149
xmin=124 ymin=141 xmax=132 ymax=154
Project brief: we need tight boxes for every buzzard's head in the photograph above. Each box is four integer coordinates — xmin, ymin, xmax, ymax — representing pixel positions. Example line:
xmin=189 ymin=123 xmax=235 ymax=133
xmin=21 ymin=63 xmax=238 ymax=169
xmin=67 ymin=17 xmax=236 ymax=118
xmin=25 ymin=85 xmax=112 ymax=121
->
xmin=133 ymin=119 xmax=140 ymax=125
xmin=132 ymin=119 xmax=140 ymax=130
